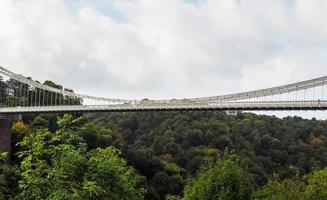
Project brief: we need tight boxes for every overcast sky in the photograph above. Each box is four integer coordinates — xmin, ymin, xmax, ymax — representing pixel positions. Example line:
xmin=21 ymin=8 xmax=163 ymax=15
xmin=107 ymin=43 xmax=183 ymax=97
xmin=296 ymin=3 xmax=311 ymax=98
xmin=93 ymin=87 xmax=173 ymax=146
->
xmin=0 ymin=0 xmax=327 ymax=118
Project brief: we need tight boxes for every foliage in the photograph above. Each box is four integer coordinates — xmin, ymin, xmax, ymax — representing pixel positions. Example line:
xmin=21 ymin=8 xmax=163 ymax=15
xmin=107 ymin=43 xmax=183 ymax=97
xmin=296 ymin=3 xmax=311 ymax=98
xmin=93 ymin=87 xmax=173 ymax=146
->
xmin=305 ymin=166 xmax=327 ymax=200
xmin=81 ymin=147 xmax=144 ymax=200
xmin=2 ymin=111 xmax=327 ymax=199
xmin=11 ymin=114 xmax=144 ymax=200
xmin=0 ymin=152 xmax=18 ymax=199
xmin=166 ymin=194 xmax=182 ymax=200
xmin=183 ymin=158 xmax=253 ymax=200
xmin=85 ymin=111 xmax=327 ymax=199
xmin=253 ymin=174 xmax=306 ymax=200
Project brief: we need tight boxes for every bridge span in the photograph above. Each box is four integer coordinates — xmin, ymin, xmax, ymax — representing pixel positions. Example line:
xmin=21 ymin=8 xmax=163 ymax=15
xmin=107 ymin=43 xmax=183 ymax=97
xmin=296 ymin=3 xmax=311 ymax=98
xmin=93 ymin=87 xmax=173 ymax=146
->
xmin=0 ymin=66 xmax=326 ymax=113
xmin=0 ymin=100 xmax=326 ymax=114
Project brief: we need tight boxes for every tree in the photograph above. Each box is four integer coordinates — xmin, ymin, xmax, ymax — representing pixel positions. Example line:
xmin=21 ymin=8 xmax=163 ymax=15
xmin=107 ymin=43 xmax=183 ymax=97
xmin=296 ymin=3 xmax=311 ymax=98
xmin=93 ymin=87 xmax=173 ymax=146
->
xmin=305 ymin=167 xmax=327 ymax=200
xmin=183 ymin=159 xmax=253 ymax=200
xmin=0 ymin=153 xmax=18 ymax=199
xmin=16 ymin=114 xmax=144 ymax=200
xmin=151 ymin=172 xmax=178 ymax=199
xmin=253 ymin=174 xmax=306 ymax=200
xmin=80 ymin=147 xmax=144 ymax=200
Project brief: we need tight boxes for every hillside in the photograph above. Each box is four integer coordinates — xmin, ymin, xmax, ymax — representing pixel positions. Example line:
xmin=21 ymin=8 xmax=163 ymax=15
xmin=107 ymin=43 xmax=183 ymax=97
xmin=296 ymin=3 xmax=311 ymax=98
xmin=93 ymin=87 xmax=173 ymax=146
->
xmin=85 ymin=111 xmax=327 ymax=199
xmin=2 ymin=111 xmax=327 ymax=199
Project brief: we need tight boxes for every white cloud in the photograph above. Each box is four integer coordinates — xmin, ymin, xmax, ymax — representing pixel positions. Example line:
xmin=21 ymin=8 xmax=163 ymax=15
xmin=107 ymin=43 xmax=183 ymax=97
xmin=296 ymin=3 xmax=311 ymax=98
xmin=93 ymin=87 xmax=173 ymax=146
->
xmin=0 ymin=0 xmax=326 ymax=108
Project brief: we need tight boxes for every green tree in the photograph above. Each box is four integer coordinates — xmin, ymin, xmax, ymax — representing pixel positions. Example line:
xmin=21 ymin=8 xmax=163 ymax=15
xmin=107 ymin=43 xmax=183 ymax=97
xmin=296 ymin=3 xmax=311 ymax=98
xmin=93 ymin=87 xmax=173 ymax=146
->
xmin=0 ymin=153 xmax=18 ymax=199
xmin=80 ymin=147 xmax=144 ymax=200
xmin=16 ymin=114 xmax=144 ymax=200
xmin=305 ymin=167 xmax=327 ymax=200
xmin=183 ymin=159 xmax=253 ymax=200
xmin=253 ymin=174 xmax=306 ymax=200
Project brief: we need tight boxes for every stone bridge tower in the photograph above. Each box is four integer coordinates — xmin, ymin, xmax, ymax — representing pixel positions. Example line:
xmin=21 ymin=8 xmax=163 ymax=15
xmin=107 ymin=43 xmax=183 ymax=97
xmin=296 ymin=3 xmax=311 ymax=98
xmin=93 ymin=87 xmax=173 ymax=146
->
xmin=0 ymin=115 xmax=15 ymax=152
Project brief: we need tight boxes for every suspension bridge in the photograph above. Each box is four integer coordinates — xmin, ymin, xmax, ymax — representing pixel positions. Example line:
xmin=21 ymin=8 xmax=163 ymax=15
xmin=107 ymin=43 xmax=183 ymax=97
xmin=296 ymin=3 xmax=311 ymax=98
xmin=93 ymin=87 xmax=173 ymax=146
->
xmin=0 ymin=66 xmax=326 ymax=114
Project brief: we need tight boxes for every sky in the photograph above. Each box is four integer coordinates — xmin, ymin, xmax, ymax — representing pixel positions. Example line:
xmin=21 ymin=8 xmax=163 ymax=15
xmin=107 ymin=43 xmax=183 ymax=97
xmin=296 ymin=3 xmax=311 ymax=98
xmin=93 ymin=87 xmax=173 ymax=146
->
xmin=0 ymin=0 xmax=327 ymax=119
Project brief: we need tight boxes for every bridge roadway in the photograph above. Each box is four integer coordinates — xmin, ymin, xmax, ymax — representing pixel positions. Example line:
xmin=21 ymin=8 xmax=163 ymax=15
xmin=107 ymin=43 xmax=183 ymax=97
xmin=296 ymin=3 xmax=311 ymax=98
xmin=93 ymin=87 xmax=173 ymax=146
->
xmin=0 ymin=100 xmax=326 ymax=114
xmin=1 ymin=66 xmax=327 ymax=104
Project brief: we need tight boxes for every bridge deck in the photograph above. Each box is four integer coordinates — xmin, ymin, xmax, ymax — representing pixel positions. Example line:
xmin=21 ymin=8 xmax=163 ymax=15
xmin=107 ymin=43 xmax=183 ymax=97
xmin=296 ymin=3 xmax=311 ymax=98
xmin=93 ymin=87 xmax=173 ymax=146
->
xmin=0 ymin=101 xmax=326 ymax=114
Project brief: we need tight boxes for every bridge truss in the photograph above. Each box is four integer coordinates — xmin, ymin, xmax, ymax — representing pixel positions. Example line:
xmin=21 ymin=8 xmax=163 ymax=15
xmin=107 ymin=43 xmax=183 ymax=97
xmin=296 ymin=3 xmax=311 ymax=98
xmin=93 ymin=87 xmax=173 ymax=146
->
xmin=0 ymin=66 xmax=326 ymax=113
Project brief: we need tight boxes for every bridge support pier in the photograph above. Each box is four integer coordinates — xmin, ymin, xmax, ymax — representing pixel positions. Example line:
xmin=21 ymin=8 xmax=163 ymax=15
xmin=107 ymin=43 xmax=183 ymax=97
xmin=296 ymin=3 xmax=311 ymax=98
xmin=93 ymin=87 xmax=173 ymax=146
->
xmin=0 ymin=115 xmax=15 ymax=153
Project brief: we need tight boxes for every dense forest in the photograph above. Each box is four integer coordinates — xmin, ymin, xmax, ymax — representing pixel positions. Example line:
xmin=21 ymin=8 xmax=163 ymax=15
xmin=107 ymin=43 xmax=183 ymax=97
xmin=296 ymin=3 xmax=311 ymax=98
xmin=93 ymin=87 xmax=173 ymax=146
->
xmin=1 ymin=110 xmax=327 ymax=199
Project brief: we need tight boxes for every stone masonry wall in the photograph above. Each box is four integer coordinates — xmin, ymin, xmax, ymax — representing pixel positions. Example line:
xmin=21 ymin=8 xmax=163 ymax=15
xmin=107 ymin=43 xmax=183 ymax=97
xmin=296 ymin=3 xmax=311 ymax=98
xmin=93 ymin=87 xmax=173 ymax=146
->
xmin=0 ymin=115 xmax=14 ymax=152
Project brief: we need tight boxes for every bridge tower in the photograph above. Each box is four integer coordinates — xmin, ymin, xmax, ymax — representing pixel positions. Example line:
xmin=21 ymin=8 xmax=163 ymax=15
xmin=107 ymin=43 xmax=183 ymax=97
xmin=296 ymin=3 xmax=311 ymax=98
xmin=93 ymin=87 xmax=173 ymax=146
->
xmin=0 ymin=115 xmax=15 ymax=152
